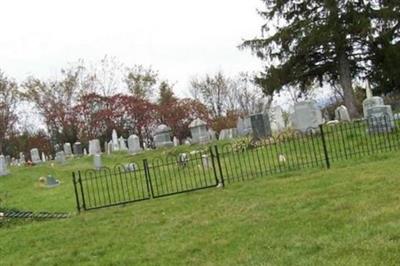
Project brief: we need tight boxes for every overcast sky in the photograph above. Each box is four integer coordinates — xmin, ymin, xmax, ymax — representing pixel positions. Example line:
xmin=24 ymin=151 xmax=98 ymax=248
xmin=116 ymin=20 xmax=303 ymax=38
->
xmin=0 ymin=0 xmax=265 ymax=97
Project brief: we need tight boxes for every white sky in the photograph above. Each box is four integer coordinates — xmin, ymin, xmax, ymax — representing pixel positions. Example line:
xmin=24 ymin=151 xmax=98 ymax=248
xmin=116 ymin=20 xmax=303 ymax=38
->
xmin=0 ymin=0 xmax=264 ymax=97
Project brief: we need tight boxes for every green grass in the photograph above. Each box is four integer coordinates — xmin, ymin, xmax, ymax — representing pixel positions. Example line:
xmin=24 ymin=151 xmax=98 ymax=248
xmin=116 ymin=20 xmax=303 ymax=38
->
xmin=1 ymin=149 xmax=400 ymax=265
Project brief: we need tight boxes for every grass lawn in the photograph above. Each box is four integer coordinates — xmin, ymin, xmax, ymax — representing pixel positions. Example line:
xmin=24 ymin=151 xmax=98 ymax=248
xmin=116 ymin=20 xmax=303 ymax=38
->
xmin=1 ymin=149 xmax=400 ymax=265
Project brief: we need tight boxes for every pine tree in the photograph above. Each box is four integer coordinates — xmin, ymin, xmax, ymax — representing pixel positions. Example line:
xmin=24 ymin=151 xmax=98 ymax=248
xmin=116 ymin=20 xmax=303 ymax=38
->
xmin=242 ymin=0 xmax=395 ymax=118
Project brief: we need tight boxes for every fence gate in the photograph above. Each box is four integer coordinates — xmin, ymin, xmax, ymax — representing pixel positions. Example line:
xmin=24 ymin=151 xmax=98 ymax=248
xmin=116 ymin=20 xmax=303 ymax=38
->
xmin=73 ymin=163 xmax=151 ymax=211
xmin=72 ymin=149 xmax=220 ymax=211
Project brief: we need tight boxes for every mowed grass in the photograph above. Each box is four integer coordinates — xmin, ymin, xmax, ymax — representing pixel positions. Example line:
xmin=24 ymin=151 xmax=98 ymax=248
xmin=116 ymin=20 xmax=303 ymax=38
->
xmin=1 ymin=150 xmax=400 ymax=265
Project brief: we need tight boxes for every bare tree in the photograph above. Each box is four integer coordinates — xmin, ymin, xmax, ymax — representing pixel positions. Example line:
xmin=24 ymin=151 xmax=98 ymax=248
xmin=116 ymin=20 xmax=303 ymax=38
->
xmin=0 ymin=70 xmax=18 ymax=154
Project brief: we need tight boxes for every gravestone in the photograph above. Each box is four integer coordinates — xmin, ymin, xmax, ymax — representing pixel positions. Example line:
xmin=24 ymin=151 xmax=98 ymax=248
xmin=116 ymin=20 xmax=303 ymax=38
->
xmin=93 ymin=154 xmax=102 ymax=170
xmin=89 ymin=139 xmax=101 ymax=155
xmin=124 ymin=163 xmax=138 ymax=172
xmin=30 ymin=148 xmax=42 ymax=164
xmin=184 ymin=138 xmax=191 ymax=145
xmin=119 ymin=137 xmax=128 ymax=151
xmin=73 ymin=142 xmax=83 ymax=156
xmin=178 ymin=153 xmax=189 ymax=167
xmin=41 ymin=152 xmax=46 ymax=163
xmin=270 ymin=106 xmax=285 ymax=133
xmin=0 ymin=155 xmax=9 ymax=176
xmin=236 ymin=116 xmax=253 ymax=136
xmin=250 ymin=113 xmax=272 ymax=139
xmin=128 ymin=135 xmax=142 ymax=154
xmin=291 ymin=101 xmax=323 ymax=132
xmin=45 ymin=175 xmax=60 ymax=188
xmin=153 ymin=124 xmax=173 ymax=148
xmin=219 ymin=128 xmax=238 ymax=140
xmin=5 ymin=155 xmax=10 ymax=166
xmin=112 ymin=129 xmax=119 ymax=151
xmin=189 ymin=118 xmax=209 ymax=144
xmin=362 ymin=96 xmax=384 ymax=119
xmin=55 ymin=151 xmax=66 ymax=164
xmin=366 ymin=105 xmax=395 ymax=133
xmin=208 ymin=129 xmax=217 ymax=141
xmin=63 ymin=143 xmax=72 ymax=156
xmin=173 ymin=136 xmax=179 ymax=147
xmin=19 ymin=152 xmax=26 ymax=164
xmin=107 ymin=141 xmax=113 ymax=154
xmin=335 ymin=105 xmax=351 ymax=122
xmin=83 ymin=148 xmax=88 ymax=156
xmin=201 ymin=154 xmax=210 ymax=169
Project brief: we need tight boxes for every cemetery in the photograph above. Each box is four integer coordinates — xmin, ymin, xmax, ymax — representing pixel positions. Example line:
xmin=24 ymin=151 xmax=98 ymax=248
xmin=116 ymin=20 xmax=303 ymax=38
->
xmin=1 ymin=0 xmax=400 ymax=264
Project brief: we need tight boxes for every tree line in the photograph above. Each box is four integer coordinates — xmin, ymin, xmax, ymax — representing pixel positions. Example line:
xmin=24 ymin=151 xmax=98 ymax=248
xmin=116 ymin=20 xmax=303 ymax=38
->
xmin=0 ymin=57 xmax=266 ymax=156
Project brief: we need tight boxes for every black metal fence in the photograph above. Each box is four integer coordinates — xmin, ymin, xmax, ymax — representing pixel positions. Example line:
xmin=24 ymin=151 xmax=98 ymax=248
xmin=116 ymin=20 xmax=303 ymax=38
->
xmin=72 ymin=117 xmax=400 ymax=212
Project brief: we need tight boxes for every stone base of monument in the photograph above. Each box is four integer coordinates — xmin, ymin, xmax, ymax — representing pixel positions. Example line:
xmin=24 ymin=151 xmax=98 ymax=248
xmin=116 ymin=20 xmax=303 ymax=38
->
xmin=155 ymin=141 xmax=174 ymax=149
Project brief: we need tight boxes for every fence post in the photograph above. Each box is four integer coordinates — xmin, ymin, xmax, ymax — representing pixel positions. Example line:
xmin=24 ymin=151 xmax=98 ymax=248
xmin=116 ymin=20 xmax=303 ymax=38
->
xmin=72 ymin=172 xmax=81 ymax=213
xmin=319 ymin=124 xmax=331 ymax=169
xmin=77 ymin=171 xmax=87 ymax=211
xmin=209 ymin=146 xmax=220 ymax=186
xmin=214 ymin=145 xmax=225 ymax=187
xmin=143 ymin=159 xmax=155 ymax=198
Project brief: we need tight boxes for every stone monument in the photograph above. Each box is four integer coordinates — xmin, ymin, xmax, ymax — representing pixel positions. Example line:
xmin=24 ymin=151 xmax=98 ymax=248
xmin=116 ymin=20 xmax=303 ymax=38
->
xmin=30 ymin=148 xmax=42 ymax=164
xmin=236 ymin=116 xmax=253 ymax=136
xmin=63 ymin=143 xmax=72 ymax=156
xmin=250 ymin=113 xmax=272 ymax=139
xmin=0 ymin=155 xmax=9 ymax=176
xmin=335 ymin=105 xmax=351 ymax=122
xmin=89 ymin=139 xmax=101 ymax=155
xmin=119 ymin=137 xmax=128 ymax=151
xmin=73 ymin=142 xmax=83 ymax=156
xmin=291 ymin=101 xmax=323 ymax=132
xmin=153 ymin=124 xmax=173 ymax=148
xmin=269 ymin=106 xmax=285 ymax=133
xmin=128 ymin=135 xmax=142 ymax=154
xmin=93 ymin=154 xmax=102 ymax=170
xmin=189 ymin=118 xmax=209 ymax=144
xmin=112 ymin=129 xmax=119 ymax=151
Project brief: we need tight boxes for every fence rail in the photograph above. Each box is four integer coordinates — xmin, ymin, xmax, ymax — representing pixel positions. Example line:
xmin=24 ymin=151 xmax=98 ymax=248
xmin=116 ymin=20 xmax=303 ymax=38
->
xmin=72 ymin=117 xmax=400 ymax=212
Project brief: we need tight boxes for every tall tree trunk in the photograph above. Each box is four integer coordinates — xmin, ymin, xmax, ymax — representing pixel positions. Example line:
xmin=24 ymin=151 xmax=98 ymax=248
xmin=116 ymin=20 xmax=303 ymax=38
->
xmin=338 ymin=51 xmax=360 ymax=118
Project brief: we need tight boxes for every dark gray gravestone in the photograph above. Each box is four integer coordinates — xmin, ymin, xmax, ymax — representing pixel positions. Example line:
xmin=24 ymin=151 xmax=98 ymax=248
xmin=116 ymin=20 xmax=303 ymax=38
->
xmin=250 ymin=113 xmax=272 ymax=139
xmin=73 ymin=142 xmax=83 ymax=156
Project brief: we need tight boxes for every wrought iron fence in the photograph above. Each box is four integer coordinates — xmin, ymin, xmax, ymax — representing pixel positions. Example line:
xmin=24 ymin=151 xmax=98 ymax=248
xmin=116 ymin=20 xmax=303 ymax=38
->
xmin=72 ymin=117 xmax=400 ymax=212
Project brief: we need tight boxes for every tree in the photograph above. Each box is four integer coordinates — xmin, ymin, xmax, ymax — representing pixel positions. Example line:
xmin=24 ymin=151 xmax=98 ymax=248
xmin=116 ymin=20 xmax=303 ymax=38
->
xmin=0 ymin=70 xmax=18 ymax=154
xmin=158 ymin=80 xmax=177 ymax=106
xmin=241 ymin=0 xmax=392 ymax=118
xmin=368 ymin=2 xmax=400 ymax=94
xmin=23 ymin=66 xmax=82 ymax=146
xmin=125 ymin=65 xmax=158 ymax=99
xmin=190 ymin=72 xmax=233 ymax=118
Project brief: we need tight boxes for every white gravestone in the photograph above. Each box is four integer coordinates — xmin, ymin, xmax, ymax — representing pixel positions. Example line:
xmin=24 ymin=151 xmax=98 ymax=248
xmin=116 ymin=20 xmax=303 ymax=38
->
xmin=119 ymin=137 xmax=128 ymax=151
xmin=219 ymin=128 xmax=238 ymax=140
xmin=173 ymin=136 xmax=179 ymax=147
xmin=128 ymin=135 xmax=142 ymax=154
xmin=19 ymin=152 xmax=26 ymax=164
xmin=89 ymin=139 xmax=101 ymax=155
xmin=41 ymin=152 xmax=46 ymax=163
xmin=112 ymin=129 xmax=119 ymax=151
xmin=189 ymin=118 xmax=209 ymax=144
xmin=335 ymin=105 xmax=351 ymax=122
xmin=93 ymin=154 xmax=102 ymax=170
xmin=291 ymin=101 xmax=323 ymax=132
xmin=30 ymin=148 xmax=42 ymax=164
xmin=63 ymin=143 xmax=72 ymax=156
xmin=270 ymin=106 xmax=285 ymax=133
xmin=0 ymin=155 xmax=9 ymax=176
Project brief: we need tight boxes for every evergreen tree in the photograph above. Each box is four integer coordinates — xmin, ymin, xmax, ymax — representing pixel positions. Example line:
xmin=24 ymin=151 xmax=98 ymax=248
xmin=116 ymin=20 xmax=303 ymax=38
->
xmin=158 ymin=81 xmax=176 ymax=106
xmin=242 ymin=0 xmax=397 ymax=118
